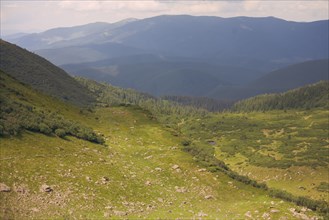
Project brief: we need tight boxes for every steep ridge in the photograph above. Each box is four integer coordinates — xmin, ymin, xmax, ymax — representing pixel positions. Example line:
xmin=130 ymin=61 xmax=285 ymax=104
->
xmin=0 ymin=40 xmax=95 ymax=106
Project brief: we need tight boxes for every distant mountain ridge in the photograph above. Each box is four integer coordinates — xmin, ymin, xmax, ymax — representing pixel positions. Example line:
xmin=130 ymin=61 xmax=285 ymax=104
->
xmin=0 ymin=40 xmax=95 ymax=106
xmin=7 ymin=15 xmax=328 ymax=69
xmin=209 ymin=59 xmax=329 ymax=100
xmin=5 ymin=15 xmax=328 ymax=101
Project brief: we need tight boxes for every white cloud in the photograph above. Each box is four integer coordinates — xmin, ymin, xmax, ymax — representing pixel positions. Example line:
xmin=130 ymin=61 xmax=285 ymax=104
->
xmin=58 ymin=1 xmax=103 ymax=11
xmin=1 ymin=0 xmax=328 ymax=35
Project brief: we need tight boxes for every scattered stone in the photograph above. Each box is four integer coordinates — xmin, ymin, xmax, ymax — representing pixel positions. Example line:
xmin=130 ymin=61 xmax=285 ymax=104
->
xmin=101 ymin=176 xmax=110 ymax=183
xmin=86 ymin=176 xmax=92 ymax=182
xmin=172 ymin=165 xmax=180 ymax=170
xmin=270 ymin=209 xmax=280 ymax=213
xmin=104 ymin=212 xmax=110 ymax=218
xmin=175 ymin=186 xmax=187 ymax=193
xmin=157 ymin=198 xmax=164 ymax=203
xmin=0 ymin=183 xmax=11 ymax=192
xmin=113 ymin=210 xmax=127 ymax=216
xmin=198 ymin=168 xmax=207 ymax=172
xmin=31 ymin=208 xmax=39 ymax=212
xmin=155 ymin=167 xmax=162 ymax=171
xmin=13 ymin=184 xmax=28 ymax=194
xmin=245 ymin=211 xmax=252 ymax=218
xmin=197 ymin=211 xmax=208 ymax=217
xmin=301 ymin=207 xmax=309 ymax=212
xmin=145 ymin=181 xmax=152 ymax=186
xmin=40 ymin=184 xmax=52 ymax=193
xmin=262 ymin=212 xmax=270 ymax=219
xmin=204 ymin=195 xmax=213 ymax=200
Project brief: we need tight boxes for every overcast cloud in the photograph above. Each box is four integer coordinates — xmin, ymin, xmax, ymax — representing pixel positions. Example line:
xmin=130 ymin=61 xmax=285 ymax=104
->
xmin=1 ymin=0 xmax=328 ymax=36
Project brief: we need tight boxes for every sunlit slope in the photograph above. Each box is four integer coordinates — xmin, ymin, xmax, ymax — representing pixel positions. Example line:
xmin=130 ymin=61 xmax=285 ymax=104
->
xmin=1 ymin=107 xmax=318 ymax=219
xmin=0 ymin=71 xmax=319 ymax=219
xmin=180 ymin=109 xmax=329 ymax=203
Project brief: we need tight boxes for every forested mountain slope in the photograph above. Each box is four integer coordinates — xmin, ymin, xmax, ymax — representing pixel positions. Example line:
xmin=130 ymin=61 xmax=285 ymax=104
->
xmin=233 ymin=80 xmax=329 ymax=111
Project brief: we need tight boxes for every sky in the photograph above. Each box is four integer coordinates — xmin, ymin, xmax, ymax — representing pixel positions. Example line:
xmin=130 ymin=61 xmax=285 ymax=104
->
xmin=1 ymin=0 xmax=328 ymax=36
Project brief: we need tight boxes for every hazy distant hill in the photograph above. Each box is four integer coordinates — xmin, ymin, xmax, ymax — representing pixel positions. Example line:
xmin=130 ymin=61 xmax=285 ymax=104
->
xmin=209 ymin=59 xmax=329 ymax=100
xmin=5 ymin=19 xmax=137 ymax=50
xmin=8 ymin=15 xmax=329 ymax=71
xmin=37 ymin=42 xmax=145 ymax=65
xmin=62 ymin=54 xmax=264 ymax=96
xmin=249 ymin=59 xmax=329 ymax=90
xmin=6 ymin=15 xmax=328 ymax=101
xmin=0 ymin=40 xmax=95 ymax=106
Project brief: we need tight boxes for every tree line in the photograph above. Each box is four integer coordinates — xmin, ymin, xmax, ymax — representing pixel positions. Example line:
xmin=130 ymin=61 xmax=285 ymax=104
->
xmin=233 ymin=81 xmax=329 ymax=112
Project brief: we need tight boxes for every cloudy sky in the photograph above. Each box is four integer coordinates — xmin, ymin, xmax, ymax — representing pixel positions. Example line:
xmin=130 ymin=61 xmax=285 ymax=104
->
xmin=1 ymin=0 xmax=328 ymax=35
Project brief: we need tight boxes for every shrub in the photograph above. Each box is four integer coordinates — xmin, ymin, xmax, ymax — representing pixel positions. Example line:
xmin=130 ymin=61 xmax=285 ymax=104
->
xmin=55 ymin=128 xmax=66 ymax=138
xmin=39 ymin=123 xmax=52 ymax=135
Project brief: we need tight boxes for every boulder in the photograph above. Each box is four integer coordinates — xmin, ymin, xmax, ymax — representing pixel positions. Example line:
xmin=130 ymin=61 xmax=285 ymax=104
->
xmin=172 ymin=165 xmax=180 ymax=170
xmin=204 ymin=195 xmax=214 ymax=200
xmin=245 ymin=211 xmax=252 ymax=218
xmin=13 ymin=184 xmax=28 ymax=194
xmin=113 ymin=210 xmax=127 ymax=216
xmin=40 ymin=184 xmax=52 ymax=193
xmin=0 ymin=183 xmax=11 ymax=192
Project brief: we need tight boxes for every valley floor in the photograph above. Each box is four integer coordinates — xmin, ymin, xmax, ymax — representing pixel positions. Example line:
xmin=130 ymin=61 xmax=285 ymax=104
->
xmin=0 ymin=106 xmax=323 ymax=219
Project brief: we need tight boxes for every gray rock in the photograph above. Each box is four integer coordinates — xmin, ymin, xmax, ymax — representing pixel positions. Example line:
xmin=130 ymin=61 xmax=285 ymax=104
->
xmin=204 ymin=195 xmax=214 ymax=200
xmin=245 ymin=211 xmax=252 ymax=218
xmin=0 ymin=183 xmax=11 ymax=192
xmin=113 ymin=210 xmax=127 ymax=216
xmin=40 ymin=184 xmax=52 ymax=192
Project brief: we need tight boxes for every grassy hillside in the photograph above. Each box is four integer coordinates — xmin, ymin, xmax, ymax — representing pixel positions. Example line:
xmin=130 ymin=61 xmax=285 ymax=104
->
xmin=1 ymin=71 xmax=319 ymax=219
xmin=0 ymin=71 xmax=104 ymax=143
xmin=0 ymin=41 xmax=327 ymax=218
xmin=177 ymin=109 xmax=329 ymax=203
xmin=0 ymin=40 xmax=95 ymax=106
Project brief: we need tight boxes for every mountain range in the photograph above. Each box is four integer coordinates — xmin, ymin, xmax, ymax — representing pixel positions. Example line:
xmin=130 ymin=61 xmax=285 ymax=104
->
xmin=1 ymin=36 xmax=328 ymax=219
xmin=4 ymin=15 xmax=329 ymax=100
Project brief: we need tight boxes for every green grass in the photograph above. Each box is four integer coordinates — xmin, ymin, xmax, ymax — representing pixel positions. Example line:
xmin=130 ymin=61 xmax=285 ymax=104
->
xmin=0 ymin=69 xmax=327 ymax=219
xmin=1 ymin=106 xmax=320 ymax=219
xmin=179 ymin=109 xmax=329 ymax=203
